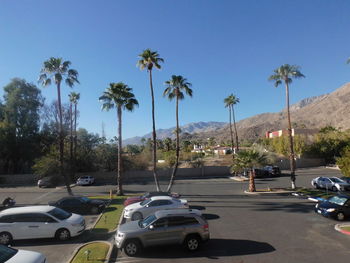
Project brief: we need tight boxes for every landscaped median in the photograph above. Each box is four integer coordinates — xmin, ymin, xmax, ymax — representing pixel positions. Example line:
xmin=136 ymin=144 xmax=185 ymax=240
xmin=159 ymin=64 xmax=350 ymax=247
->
xmin=293 ymin=188 xmax=336 ymax=201
xmin=68 ymin=194 xmax=126 ymax=263
xmin=335 ymin=224 xmax=350 ymax=236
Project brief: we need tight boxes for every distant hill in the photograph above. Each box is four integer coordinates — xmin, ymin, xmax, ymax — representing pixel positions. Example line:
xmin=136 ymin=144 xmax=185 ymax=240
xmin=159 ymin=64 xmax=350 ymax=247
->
xmin=124 ymin=82 xmax=350 ymax=145
xmin=123 ymin=121 xmax=227 ymax=145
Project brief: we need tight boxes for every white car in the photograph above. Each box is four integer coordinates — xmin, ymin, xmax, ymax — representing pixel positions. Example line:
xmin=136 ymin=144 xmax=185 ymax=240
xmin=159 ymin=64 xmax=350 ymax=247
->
xmin=124 ymin=196 xmax=189 ymax=221
xmin=0 ymin=206 xmax=85 ymax=245
xmin=0 ymin=245 xmax=46 ymax=263
xmin=76 ymin=176 xmax=95 ymax=186
xmin=311 ymin=177 xmax=350 ymax=191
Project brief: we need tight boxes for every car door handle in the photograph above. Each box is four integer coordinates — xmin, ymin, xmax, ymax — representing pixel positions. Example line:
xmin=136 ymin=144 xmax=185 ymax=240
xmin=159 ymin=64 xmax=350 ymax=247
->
xmin=28 ymin=225 xmax=39 ymax=228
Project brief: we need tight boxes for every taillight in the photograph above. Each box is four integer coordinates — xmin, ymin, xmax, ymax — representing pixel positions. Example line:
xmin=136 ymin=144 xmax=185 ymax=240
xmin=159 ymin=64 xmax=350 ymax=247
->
xmin=203 ymin=224 xmax=209 ymax=230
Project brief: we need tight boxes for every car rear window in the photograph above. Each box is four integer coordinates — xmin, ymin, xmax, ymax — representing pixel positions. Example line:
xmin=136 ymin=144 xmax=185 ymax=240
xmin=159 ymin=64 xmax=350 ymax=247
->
xmin=0 ymin=245 xmax=18 ymax=262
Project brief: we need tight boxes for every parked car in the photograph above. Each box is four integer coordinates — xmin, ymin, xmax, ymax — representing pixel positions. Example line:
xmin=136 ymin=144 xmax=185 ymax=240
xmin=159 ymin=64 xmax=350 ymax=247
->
xmin=340 ymin=177 xmax=350 ymax=184
xmin=311 ymin=177 xmax=350 ymax=191
xmin=315 ymin=194 xmax=350 ymax=221
xmin=0 ymin=205 xmax=85 ymax=245
xmin=124 ymin=191 xmax=180 ymax=207
xmin=0 ymin=245 xmax=46 ymax=263
xmin=123 ymin=196 xmax=188 ymax=221
xmin=253 ymin=168 xmax=269 ymax=178
xmin=115 ymin=209 xmax=209 ymax=256
xmin=48 ymin=196 xmax=106 ymax=215
xmin=263 ymin=166 xmax=281 ymax=176
xmin=37 ymin=176 xmax=59 ymax=188
xmin=76 ymin=176 xmax=95 ymax=186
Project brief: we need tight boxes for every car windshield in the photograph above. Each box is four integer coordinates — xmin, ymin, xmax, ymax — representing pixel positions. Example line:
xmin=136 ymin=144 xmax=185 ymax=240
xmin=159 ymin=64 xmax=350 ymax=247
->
xmin=328 ymin=196 xmax=348 ymax=206
xmin=138 ymin=214 xmax=157 ymax=228
xmin=79 ymin=177 xmax=88 ymax=180
xmin=140 ymin=198 xmax=152 ymax=206
xmin=48 ymin=207 xmax=72 ymax=220
xmin=330 ymin=178 xmax=344 ymax=183
xmin=141 ymin=192 xmax=150 ymax=199
xmin=80 ymin=197 xmax=90 ymax=203
xmin=0 ymin=245 xmax=18 ymax=262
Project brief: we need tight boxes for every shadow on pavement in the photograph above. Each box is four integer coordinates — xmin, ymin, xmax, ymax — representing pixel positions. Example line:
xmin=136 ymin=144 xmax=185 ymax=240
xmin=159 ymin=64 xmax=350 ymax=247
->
xmin=138 ymin=239 xmax=275 ymax=259
xmin=253 ymin=202 xmax=314 ymax=213
xmin=189 ymin=205 xmax=206 ymax=210
xmin=202 ymin=213 xmax=220 ymax=220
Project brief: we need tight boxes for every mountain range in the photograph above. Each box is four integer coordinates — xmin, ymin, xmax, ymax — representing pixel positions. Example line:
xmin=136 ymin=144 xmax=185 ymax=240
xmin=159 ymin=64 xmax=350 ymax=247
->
xmin=123 ymin=82 xmax=350 ymax=145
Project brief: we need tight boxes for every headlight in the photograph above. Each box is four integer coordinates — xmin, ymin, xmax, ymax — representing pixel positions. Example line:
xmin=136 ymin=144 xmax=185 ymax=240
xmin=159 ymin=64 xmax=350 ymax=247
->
xmin=117 ymin=232 xmax=124 ymax=238
xmin=326 ymin=208 xmax=336 ymax=212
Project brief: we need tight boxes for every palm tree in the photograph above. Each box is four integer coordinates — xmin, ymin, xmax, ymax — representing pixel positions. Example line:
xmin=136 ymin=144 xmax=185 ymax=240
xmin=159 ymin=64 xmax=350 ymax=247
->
xmin=224 ymin=94 xmax=240 ymax=153
xmin=163 ymin=75 xmax=193 ymax=192
xmin=268 ymin=64 xmax=305 ymax=189
xmin=230 ymin=149 xmax=267 ymax=192
xmin=38 ymin=57 xmax=79 ymax=195
xmin=68 ymin=92 xmax=80 ymax=180
xmin=99 ymin=82 xmax=138 ymax=195
xmin=137 ymin=49 xmax=164 ymax=191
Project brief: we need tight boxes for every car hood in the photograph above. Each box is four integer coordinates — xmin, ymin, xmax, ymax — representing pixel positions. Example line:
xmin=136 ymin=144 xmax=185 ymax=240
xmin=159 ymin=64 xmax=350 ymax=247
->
xmin=124 ymin=202 xmax=143 ymax=211
xmin=118 ymin=220 xmax=142 ymax=233
xmin=66 ymin=213 xmax=84 ymax=224
xmin=319 ymin=201 xmax=341 ymax=209
xmin=48 ymin=201 xmax=57 ymax=206
xmin=6 ymin=249 xmax=45 ymax=263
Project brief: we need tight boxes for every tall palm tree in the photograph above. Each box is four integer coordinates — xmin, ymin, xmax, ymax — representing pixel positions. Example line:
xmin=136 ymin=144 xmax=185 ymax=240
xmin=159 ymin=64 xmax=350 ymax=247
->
xmin=137 ymin=49 xmax=164 ymax=191
xmin=224 ymin=94 xmax=240 ymax=153
xmin=68 ymin=92 xmax=80 ymax=180
xmin=163 ymin=75 xmax=192 ymax=192
xmin=230 ymin=149 xmax=267 ymax=192
xmin=268 ymin=64 xmax=305 ymax=189
xmin=38 ymin=57 xmax=79 ymax=195
xmin=99 ymin=82 xmax=138 ymax=195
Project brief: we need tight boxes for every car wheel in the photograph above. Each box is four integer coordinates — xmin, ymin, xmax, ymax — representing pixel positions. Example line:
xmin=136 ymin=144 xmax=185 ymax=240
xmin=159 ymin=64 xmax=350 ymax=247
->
xmin=184 ymin=235 xmax=201 ymax=251
xmin=0 ymin=232 xmax=12 ymax=245
xmin=91 ymin=206 xmax=99 ymax=214
xmin=131 ymin=212 xmax=143 ymax=221
xmin=55 ymin=228 xmax=71 ymax=241
xmin=124 ymin=239 xmax=142 ymax=257
xmin=314 ymin=183 xmax=319 ymax=189
xmin=337 ymin=212 xmax=345 ymax=221
xmin=332 ymin=186 xmax=338 ymax=192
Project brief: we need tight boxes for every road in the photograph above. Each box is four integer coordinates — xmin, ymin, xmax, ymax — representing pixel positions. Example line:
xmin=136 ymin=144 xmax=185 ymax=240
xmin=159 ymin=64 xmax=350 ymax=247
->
xmin=1 ymin=167 xmax=350 ymax=263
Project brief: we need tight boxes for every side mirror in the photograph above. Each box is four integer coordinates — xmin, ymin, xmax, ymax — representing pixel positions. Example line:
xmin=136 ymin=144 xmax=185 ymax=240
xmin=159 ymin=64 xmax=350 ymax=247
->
xmin=149 ymin=225 xmax=154 ymax=230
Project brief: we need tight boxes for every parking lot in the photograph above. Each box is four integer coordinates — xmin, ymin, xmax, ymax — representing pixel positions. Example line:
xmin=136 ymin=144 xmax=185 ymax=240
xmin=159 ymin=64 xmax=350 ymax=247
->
xmin=1 ymin=167 xmax=350 ymax=263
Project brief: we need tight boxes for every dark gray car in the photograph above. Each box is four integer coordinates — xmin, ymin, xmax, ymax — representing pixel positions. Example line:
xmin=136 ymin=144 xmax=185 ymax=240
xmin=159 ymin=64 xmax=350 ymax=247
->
xmin=115 ymin=209 xmax=210 ymax=256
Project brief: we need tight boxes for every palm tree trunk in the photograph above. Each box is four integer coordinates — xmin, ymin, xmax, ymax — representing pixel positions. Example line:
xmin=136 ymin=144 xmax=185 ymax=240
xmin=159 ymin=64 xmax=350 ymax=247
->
xmin=69 ymin=102 xmax=74 ymax=181
xmin=149 ymin=69 xmax=161 ymax=191
xmin=167 ymin=93 xmax=180 ymax=192
xmin=285 ymin=82 xmax=296 ymax=189
xmin=249 ymin=168 xmax=256 ymax=192
xmin=57 ymin=82 xmax=72 ymax=195
xmin=232 ymin=105 xmax=239 ymax=152
xmin=73 ymin=103 xmax=77 ymax=178
xmin=117 ymin=106 xmax=123 ymax=195
xmin=228 ymin=107 xmax=234 ymax=155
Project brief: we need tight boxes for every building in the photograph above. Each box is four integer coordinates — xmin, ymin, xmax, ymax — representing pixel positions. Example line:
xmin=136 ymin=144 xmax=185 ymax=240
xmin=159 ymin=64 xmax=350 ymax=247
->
xmin=265 ymin=128 xmax=319 ymax=139
xmin=213 ymin=146 xmax=232 ymax=155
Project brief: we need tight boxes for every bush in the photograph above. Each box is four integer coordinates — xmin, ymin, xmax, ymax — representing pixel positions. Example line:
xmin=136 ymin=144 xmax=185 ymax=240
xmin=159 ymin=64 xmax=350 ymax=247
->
xmin=336 ymin=146 xmax=350 ymax=177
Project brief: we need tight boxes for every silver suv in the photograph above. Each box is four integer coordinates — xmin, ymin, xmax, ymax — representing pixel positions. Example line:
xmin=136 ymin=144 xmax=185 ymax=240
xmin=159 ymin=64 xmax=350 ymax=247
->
xmin=115 ymin=209 xmax=210 ymax=256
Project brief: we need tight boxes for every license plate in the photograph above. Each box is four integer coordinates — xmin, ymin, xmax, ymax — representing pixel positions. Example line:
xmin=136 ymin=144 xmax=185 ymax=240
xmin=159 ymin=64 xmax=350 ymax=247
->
xmin=317 ymin=210 xmax=321 ymax=214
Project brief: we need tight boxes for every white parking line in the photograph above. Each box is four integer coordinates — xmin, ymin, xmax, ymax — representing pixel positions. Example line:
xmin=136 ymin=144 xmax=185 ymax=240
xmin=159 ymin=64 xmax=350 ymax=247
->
xmin=115 ymin=257 xmax=142 ymax=263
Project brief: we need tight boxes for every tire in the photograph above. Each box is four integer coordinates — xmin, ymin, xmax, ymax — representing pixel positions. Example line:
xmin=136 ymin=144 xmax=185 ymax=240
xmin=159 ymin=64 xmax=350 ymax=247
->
xmin=314 ymin=183 xmax=319 ymax=189
xmin=55 ymin=228 xmax=71 ymax=241
xmin=0 ymin=232 xmax=12 ymax=245
xmin=184 ymin=235 xmax=201 ymax=252
xmin=332 ymin=186 xmax=337 ymax=192
xmin=124 ymin=239 xmax=142 ymax=257
xmin=91 ymin=206 xmax=99 ymax=214
xmin=131 ymin=212 xmax=143 ymax=221
xmin=337 ymin=212 xmax=345 ymax=221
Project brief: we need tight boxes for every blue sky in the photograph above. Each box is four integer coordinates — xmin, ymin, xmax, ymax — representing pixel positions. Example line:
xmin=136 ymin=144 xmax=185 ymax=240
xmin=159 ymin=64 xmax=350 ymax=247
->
xmin=0 ymin=0 xmax=350 ymax=139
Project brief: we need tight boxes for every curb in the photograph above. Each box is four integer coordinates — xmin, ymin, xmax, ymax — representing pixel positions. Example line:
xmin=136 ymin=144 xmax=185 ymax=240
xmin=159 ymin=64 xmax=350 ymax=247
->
xmin=335 ymin=224 xmax=350 ymax=236
xmin=229 ymin=176 xmax=248 ymax=182
xmin=244 ymin=189 xmax=294 ymax=195
xmin=67 ymin=240 xmax=113 ymax=263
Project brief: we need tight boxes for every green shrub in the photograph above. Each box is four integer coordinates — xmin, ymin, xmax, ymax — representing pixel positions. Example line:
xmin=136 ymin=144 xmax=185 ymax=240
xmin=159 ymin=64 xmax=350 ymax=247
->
xmin=336 ymin=146 xmax=350 ymax=177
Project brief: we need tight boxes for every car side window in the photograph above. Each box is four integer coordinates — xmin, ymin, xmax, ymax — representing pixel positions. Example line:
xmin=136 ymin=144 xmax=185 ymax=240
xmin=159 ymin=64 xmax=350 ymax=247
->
xmin=62 ymin=199 xmax=81 ymax=206
xmin=153 ymin=218 xmax=167 ymax=228
xmin=149 ymin=201 xmax=160 ymax=207
xmin=167 ymin=216 xmax=185 ymax=227
xmin=182 ymin=217 xmax=199 ymax=225
xmin=158 ymin=200 xmax=172 ymax=206
xmin=344 ymin=200 xmax=350 ymax=207
xmin=0 ymin=215 xmax=14 ymax=223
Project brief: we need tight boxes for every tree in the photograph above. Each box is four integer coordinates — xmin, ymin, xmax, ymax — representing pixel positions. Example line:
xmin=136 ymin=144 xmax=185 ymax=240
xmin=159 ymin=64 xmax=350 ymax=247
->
xmin=68 ymin=92 xmax=80 ymax=180
xmin=224 ymin=94 xmax=240 ymax=153
xmin=337 ymin=146 xmax=350 ymax=177
xmin=268 ymin=64 xmax=304 ymax=189
xmin=137 ymin=49 xmax=164 ymax=191
xmin=39 ymin=57 xmax=79 ymax=195
xmin=230 ymin=149 xmax=268 ymax=192
xmin=99 ymin=82 xmax=138 ymax=195
xmin=0 ymin=78 xmax=43 ymax=174
xmin=163 ymin=75 xmax=193 ymax=191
